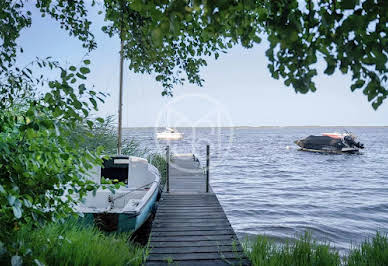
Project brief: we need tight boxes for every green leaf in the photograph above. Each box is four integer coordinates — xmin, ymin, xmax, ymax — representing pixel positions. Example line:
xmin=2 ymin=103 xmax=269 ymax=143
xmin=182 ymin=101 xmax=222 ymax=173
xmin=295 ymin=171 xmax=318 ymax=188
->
xmin=83 ymin=59 xmax=91 ymax=65
xmin=79 ymin=67 xmax=90 ymax=74
xmin=76 ymin=73 xmax=87 ymax=80
xmin=11 ymin=255 xmax=22 ymax=266
xmin=73 ymin=100 xmax=82 ymax=109
xmin=351 ymin=80 xmax=365 ymax=91
xmin=151 ymin=28 xmax=163 ymax=46
xmin=86 ymin=120 xmax=93 ymax=129
xmin=341 ymin=0 xmax=357 ymax=9
xmin=69 ymin=66 xmax=77 ymax=71
xmin=8 ymin=195 xmax=16 ymax=206
xmin=12 ymin=205 xmax=22 ymax=219
xmin=324 ymin=63 xmax=336 ymax=75
xmin=23 ymin=199 xmax=32 ymax=208
xmin=89 ymin=98 xmax=97 ymax=109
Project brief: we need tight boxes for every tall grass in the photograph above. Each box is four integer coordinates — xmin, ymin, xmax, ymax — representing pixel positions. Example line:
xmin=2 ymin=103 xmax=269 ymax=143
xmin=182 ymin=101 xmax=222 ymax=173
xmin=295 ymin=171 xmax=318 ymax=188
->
xmin=346 ymin=232 xmax=388 ymax=266
xmin=13 ymin=220 xmax=147 ymax=266
xmin=247 ymin=232 xmax=340 ymax=266
xmin=147 ymin=153 xmax=167 ymax=185
xmin=246 ymin=232 xmax=388 ymax=266
xmin=69 ymin=115 xmax=118 ymax=154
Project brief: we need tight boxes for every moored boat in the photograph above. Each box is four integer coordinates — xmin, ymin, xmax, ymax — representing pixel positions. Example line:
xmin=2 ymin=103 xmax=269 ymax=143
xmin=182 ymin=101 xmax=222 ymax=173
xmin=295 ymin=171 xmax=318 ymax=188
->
xmin=75 ymin=155 xmax=160 ymax=232
xmin=295 ymin=132 xmax=364 ymax=154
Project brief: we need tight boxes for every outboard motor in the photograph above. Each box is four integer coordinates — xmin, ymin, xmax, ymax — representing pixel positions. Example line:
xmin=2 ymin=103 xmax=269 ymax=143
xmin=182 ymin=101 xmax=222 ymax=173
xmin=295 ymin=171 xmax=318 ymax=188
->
xmin=356 ymin=141 xmax=364 ymax=149
xmin=344 ymin=135 xmax=364 ymax=149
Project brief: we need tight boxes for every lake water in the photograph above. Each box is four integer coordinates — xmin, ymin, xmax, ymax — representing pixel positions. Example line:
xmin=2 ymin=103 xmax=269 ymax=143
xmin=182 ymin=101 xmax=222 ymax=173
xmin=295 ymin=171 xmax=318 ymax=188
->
xmin=123 ymin=127 xmax=388 ymax=253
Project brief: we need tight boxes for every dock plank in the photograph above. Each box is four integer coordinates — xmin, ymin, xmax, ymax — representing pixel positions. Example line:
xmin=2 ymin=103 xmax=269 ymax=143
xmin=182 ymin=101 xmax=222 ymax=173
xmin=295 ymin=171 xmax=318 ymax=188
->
xmin=147 ymin=252 xmax=246 ymax=261
xmin=151 ymin=229 xmax=236 ymax=237
xmin=149 ymin=240 xmax=238 ymax=248
xmin=150 ymin=245 xmax=243 ymax=254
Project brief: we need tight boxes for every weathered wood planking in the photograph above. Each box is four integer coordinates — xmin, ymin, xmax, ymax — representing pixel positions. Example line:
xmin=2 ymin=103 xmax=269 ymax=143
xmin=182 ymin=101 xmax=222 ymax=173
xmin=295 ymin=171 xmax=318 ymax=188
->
xmin=146 ymin=154 xmax=250 ymax=265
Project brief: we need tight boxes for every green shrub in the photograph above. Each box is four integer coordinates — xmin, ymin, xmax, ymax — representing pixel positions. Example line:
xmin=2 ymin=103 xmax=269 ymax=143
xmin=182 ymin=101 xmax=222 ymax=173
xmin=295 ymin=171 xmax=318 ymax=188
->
xmin=0 ymin=59 xmax=104 ymax=261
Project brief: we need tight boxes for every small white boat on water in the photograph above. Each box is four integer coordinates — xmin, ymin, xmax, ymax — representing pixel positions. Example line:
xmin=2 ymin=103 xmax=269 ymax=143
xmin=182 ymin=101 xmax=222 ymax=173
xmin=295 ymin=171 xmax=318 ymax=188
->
xmin=156 ymin=127 xmax=184 ymax=140
xmin=75 ymin=155 xmax=160 ymax=232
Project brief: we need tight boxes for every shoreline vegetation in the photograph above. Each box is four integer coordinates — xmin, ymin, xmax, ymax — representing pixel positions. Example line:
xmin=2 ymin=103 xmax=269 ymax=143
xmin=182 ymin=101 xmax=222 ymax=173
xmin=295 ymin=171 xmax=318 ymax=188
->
xmin=10 ymin=222 xmax=388 ymax=265
xmin=246 ymin=232 xmax=388 ymax=266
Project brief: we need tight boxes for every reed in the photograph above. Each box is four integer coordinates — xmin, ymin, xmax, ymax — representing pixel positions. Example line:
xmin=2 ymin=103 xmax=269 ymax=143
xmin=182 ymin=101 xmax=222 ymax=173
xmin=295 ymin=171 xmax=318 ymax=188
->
xmin=246 ymin=232 xmax=388 ymax=266
xmin=346 ymin=232 xmax=388 ymax=266
xmin=147 ymin=152 xmax=168 ymax=185
xmin=13 ymin=220 xmax=147 ymax=266
xmin=246 ymin=232 xmax=341 ymax=266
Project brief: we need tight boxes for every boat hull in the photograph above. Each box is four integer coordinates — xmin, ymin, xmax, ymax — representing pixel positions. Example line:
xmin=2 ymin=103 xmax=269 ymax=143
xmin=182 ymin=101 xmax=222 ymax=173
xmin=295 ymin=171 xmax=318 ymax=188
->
xmin=298 ymin=147 xmax=359 ymax=154
xmin=156 ymin=133 xmax=183 ymax=140
xmin=79 ymin=186 xmax=158 ymax=232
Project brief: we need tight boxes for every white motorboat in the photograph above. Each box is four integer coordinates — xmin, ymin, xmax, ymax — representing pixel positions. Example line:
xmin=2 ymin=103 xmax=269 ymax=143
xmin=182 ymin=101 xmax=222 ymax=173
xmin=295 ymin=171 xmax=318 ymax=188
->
xmin=156 ymin=127 xmax=184 ymax=140
xmin=75 ymin=155 xmax=160 ymax=232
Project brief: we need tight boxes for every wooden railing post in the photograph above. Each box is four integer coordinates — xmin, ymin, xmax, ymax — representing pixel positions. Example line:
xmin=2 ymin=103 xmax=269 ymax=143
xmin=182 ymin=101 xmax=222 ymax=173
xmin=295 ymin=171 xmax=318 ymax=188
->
xmin=166 ymin=145 xmax=170 ymax=193
xmin=206 ymin=145 xmax=210 ymax=193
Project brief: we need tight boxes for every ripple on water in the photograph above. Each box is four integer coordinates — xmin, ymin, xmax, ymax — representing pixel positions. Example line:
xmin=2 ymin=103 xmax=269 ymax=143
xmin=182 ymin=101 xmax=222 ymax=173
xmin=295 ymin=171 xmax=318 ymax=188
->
xmin=124 ymin=127 xmax=388 ymax=252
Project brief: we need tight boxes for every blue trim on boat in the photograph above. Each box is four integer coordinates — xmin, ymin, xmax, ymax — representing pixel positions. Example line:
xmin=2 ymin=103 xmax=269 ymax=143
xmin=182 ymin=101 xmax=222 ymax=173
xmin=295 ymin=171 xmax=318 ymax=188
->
xmin=134 ymin=187 xmax=158 ymax=231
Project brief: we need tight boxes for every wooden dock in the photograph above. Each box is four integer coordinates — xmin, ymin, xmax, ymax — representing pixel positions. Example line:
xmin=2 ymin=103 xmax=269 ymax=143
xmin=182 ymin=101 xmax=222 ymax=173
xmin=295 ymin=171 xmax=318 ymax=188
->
xmin=146 ymin=153 xmax=249 ymax=265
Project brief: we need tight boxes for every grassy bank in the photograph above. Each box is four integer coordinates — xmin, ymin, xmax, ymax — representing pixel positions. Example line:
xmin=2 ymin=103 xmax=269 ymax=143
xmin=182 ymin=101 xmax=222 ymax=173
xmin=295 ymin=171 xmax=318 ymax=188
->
xmin=11 ymin=220 xmax=147 ymax=266
xmin=245 ymin=232 xmax=388 ymax=266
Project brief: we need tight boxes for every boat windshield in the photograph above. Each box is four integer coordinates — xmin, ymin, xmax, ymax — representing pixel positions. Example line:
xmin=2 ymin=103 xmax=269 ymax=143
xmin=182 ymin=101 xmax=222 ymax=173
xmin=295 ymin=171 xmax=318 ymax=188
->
xmin=166 ymin=128 xmax=175 ymax=133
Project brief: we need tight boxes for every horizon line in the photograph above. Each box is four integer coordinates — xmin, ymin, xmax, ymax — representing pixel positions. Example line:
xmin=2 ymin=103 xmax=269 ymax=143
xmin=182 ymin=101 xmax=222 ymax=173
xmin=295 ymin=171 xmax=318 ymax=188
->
xmin=121 ymin=125 xmax=388 ymax=129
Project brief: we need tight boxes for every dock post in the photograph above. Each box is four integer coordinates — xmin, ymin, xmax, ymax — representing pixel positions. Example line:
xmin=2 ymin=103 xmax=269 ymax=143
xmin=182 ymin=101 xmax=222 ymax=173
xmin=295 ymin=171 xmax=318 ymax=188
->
xmin=206 ymin=145 xmax=210 ymax=193
xmin=166 ymin=145 xmax=170 ymax=193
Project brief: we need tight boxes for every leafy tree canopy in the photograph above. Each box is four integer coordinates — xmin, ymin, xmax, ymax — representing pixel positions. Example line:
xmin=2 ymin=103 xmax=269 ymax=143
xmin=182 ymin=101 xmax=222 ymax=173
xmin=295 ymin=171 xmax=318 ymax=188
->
xmin=107 ymin=0 xmax=387 ymax=108
xmin=1 ymin=0 xmax=387 ymax=107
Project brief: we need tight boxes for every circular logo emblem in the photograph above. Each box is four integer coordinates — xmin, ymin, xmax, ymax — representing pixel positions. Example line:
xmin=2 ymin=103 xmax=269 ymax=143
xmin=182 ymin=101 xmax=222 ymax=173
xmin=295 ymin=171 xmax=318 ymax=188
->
xmin=154 ymin=94 xmax=234 ymax=173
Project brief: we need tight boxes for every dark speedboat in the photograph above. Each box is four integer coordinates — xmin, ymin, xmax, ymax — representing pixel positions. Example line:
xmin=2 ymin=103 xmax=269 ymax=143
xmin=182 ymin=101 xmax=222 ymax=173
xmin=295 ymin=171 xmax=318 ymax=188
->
xmin=295 ymin=132 xmax=364 ymax=154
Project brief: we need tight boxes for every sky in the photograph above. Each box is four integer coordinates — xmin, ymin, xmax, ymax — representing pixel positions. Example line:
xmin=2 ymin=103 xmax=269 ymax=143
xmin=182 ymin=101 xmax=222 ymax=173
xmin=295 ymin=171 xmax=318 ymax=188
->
xmin=16 ymin=3 xmax=388 ymax=127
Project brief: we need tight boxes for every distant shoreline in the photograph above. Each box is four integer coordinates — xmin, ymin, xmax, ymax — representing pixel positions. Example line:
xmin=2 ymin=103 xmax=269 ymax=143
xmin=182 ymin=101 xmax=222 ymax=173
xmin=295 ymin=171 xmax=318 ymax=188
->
xmin=122 ymin=125 xmax=388 ymax=129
